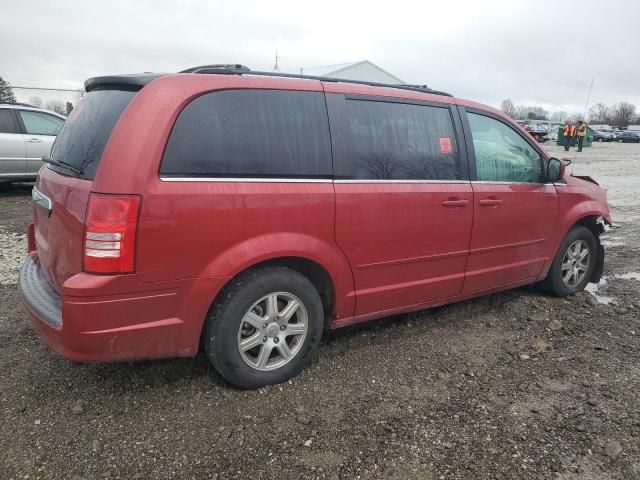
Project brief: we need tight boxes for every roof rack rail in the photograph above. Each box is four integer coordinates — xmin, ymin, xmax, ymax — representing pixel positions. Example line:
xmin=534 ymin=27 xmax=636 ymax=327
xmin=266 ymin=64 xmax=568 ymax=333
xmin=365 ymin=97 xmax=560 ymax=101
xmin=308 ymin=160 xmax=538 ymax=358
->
xmin=179 ymin=65 xmax=453 ymax=97
xmin=180 ymin=64 xmax=251 ymax=74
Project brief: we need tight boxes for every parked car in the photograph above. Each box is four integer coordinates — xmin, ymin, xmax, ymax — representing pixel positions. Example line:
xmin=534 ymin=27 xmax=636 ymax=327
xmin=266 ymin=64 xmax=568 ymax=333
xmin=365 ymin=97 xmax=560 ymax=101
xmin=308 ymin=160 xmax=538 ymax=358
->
xmin=612 ymin=130 xmax=626 ymax=140
xmin=0 ymin=104 xmax=66 ymax=183
xmin=19 ymin=66 xmax=611 ymax=389
xmin=593 ymin=130 xmax=613 ymax=142
xmin=618 ymin=131 xmax=640 ymax=143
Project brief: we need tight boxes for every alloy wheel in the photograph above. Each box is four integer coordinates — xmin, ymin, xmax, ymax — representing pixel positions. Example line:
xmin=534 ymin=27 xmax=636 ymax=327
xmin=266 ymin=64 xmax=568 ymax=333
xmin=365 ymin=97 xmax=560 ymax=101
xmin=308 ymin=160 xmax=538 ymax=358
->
xmin=560 ymin=240 xmax=591 ymax=288
xmin=237 ymin=292 xmax=308 ymax=371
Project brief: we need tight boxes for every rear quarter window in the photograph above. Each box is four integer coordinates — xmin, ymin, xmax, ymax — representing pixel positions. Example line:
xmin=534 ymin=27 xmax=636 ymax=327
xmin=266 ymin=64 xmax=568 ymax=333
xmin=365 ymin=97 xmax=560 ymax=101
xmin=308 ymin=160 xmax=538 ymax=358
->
xmin=50 ymin=89 xmax=136 ymax=179
xmin=160 ymin=89 xmax=332 ymax=178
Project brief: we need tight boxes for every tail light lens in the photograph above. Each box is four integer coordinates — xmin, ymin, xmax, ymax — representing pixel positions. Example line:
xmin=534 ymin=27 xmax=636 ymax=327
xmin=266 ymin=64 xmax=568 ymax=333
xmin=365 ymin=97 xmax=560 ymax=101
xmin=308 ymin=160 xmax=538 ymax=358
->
xmin=83 ymin=193 xmax=141 ymax=274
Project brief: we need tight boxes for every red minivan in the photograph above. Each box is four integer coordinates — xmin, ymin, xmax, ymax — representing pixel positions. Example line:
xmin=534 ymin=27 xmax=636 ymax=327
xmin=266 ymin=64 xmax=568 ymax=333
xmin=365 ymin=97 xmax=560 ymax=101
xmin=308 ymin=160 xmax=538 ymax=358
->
xmin=19 ymin=65 xmax=611 ymax=388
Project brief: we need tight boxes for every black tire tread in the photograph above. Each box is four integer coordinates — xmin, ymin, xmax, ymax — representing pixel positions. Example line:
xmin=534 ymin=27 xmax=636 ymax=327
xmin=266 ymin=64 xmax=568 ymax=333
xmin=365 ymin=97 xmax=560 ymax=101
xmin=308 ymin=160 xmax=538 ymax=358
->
xmin=204 ymin=266 xmax=323 ymax=389
xmin=542 ymin=225 xmax=597 ymax=296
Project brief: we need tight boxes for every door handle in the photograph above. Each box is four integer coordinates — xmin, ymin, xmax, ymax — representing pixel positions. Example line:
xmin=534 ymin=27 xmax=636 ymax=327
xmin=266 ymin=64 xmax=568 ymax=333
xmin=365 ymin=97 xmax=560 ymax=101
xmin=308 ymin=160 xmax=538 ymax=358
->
xmin=478 ymin=198 xmax=503 ymax=207
xmin=27 ymin=138 xmax=43 ymax=143
xmin=442 ymin=198 xmax=469 ymax=208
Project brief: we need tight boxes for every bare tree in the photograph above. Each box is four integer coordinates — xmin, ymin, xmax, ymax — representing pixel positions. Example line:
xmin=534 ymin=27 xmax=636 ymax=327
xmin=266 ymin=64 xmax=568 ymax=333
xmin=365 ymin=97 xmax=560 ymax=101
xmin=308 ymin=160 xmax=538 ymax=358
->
xmin=514 ymin=105 xmax=528 ymax=120
xmin=358 ymin=153 xmax=402 ymax=180
xmin=550 ymin=110 xmax=568 ymax=122
xmin=512 ymin=105 xmax=548 ymax=121
xmin=611 ymin=102 xmax=637 ymax=127
xmin=588 ymin=103 xmax=611 ymax=124
xmin=45 ymin=99 xmax=66 ymax=115
xmin=526 ymin=106 xmax=548 ymax=120
xmin=566 ymin=113 xmax=582 ymax=123
xmin=500 ymin=99 xmax=517 ymax=118
xmin=28 ymin=96 xmax=43 ymax=108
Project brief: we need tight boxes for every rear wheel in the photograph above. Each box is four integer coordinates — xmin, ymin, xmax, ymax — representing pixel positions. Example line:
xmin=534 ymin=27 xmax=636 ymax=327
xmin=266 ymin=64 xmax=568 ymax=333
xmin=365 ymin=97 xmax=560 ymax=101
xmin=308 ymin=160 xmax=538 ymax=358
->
xmin=618 ymin=139 xmax=623 ymax=143
xmin=204 ymin=266 xmax=323 ymax=389
xmin=542 ymin=226 xmax=597 ymax=296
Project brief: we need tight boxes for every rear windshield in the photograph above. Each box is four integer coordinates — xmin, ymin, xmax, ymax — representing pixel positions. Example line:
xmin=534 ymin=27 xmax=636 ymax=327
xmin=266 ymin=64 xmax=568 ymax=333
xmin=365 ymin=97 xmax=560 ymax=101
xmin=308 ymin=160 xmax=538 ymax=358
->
xmin=50 ymin=89 xmax=135 ymax=179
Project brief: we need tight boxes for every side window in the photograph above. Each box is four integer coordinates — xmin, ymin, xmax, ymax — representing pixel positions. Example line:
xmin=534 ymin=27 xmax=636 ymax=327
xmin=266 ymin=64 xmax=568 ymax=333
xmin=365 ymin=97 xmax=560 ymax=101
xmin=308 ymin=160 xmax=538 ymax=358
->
xmin=0 ymin=109 xmax=17 ymax=134
xmin=161 ymin=90 xmax=332 ymax=178
xmin=18 ymin=111 xmax=65 ymax=136
xmin=467 ymin=112 xmax=542 ymax=183
xmin=340 ymin=99 xmax=461 ymax=180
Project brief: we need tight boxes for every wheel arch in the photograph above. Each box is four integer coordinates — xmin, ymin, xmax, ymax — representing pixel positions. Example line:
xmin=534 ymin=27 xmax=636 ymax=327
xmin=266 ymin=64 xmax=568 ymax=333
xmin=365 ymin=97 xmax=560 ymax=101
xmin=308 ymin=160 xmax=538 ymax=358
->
xmin=243 ymin=256 xmax=337 ymax=325
xmin=573 ymin=216 xmax=606 ymax=283
xmin=201 ymin=253 xmax=352 ymax=344
xmin=548 ymin=214 xmax=607 ymax=283
xmin=198 ymin=232 xmax=355 ymax=316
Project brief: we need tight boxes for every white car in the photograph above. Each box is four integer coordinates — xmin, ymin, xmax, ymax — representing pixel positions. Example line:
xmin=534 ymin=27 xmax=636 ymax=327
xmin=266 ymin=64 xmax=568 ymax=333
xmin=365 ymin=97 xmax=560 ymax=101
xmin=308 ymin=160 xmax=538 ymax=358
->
xmin=0 ymin=103 xmax=66 ymax=183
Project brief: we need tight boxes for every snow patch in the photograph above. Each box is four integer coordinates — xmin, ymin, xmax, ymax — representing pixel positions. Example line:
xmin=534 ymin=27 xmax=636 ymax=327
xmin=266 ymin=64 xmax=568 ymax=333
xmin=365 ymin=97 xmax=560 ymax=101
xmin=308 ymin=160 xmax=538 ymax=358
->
xmin=615 ymin=272 xmax=640 ymax=281
xmin=585 ymin=278 xmax=614 ymax=305
xmin=601 ymin=238 xmax=626 ymax=248
xmin=585 ymin=273 xmax=640 ymax=305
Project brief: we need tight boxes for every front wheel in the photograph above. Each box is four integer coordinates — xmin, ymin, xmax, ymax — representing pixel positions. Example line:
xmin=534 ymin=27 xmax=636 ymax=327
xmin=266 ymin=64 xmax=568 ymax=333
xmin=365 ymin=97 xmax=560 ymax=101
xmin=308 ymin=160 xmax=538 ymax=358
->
xmin=598 ymin=138 xmax=604 ymax=142
xmin=542 ymin=226 xmax=597 ymax=296
xmin=618 ymin=139 xmax=623 ymax=143
xmin=203 ymin=266 xmax=324 ymax=389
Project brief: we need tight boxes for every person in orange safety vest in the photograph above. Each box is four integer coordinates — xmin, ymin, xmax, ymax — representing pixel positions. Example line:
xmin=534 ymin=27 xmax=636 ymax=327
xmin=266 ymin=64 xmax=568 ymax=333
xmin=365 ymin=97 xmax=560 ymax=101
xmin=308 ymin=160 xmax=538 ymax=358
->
xmin=563 ymin=121 xmax=577 ymax=151
xmin=576 ymin=120 xmax=587 ymax=152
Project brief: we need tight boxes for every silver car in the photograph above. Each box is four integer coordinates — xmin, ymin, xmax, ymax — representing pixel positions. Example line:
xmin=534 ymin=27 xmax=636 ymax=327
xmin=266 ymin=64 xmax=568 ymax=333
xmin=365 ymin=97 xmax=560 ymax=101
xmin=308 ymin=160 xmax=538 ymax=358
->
xmin=0 ymin=103 xmax=66 ymax=182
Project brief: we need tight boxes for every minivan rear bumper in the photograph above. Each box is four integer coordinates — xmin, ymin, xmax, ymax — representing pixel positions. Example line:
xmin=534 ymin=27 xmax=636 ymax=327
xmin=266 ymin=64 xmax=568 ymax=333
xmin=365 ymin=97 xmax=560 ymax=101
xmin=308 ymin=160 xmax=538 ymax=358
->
xmin=18 ymin=255 xmax=229 ymax=362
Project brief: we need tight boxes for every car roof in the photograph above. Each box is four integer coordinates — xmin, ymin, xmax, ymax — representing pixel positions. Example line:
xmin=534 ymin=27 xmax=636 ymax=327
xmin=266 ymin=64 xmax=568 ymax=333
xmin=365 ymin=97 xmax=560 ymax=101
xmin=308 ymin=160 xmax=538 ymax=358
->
xmin=0 ymin=103 xmax=66 ymax=119
xmin=84 ymin=66 xmax=453 ymax=97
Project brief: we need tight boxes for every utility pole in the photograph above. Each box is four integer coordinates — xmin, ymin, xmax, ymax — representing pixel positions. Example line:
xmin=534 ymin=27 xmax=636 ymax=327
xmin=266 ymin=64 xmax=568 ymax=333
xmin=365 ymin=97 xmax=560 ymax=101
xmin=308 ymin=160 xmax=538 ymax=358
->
xmin=583 ymin=77 xmax=595 ymax=121
xmin=273 ymin=50 xmax=281 ymax=72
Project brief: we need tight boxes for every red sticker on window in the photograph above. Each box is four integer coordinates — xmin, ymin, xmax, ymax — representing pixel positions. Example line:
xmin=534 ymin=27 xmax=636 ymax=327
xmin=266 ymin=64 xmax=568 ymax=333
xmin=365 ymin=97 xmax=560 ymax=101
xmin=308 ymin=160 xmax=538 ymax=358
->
xmin=439 ymin=137 xmax=453 ymax=154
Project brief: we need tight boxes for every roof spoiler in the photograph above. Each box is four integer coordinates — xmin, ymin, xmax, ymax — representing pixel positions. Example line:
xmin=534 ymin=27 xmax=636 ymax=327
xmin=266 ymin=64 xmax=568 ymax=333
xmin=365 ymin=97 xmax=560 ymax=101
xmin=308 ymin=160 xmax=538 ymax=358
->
xmin=84 ymin=73 xmax=163 ymax=92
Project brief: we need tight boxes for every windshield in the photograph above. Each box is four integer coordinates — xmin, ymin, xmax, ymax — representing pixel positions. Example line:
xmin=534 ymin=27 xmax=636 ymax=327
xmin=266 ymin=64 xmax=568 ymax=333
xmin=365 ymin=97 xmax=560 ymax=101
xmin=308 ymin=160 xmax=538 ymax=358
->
xmin=50 ymin=89 xmax=136 ymax=179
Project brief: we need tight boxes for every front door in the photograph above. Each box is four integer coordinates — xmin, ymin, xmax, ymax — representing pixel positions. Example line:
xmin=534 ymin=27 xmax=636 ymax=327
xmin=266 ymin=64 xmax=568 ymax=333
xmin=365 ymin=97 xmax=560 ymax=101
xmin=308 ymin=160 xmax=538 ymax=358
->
xmin=329 ymin=93 xmax=473 ymax=316
xmin=16 ymin=110 xmax=64 ymax=174
xmin=461 ymin=109 xmax=558 ymax=293
xmin=0 ymin=108 xmax=26 ymax=177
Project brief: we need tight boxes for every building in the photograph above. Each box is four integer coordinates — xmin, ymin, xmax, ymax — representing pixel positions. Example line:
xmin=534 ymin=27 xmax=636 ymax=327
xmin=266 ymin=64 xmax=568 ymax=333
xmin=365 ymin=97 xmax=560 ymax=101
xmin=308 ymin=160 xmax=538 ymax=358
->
xmin=300 ymin=60 xmax=404 ymax=84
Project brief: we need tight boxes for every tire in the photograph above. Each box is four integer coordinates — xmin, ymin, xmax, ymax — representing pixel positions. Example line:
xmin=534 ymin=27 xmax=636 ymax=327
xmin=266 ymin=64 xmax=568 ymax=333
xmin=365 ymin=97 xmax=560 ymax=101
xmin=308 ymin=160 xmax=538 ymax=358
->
xmin=598 ymin=138 xmax=604 ymax=142
xmin=618 ymin=139 xmax=623 ymax=143
xmin=203 ymin=266 xmax=324 ymax=389
xmin=542 ymin=226 xmax=597 ymax=296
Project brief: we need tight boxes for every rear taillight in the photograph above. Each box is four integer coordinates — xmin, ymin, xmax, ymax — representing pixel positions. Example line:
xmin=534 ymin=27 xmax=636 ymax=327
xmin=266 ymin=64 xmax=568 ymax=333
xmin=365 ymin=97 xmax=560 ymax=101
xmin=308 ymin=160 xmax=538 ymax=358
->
xmin=83 ymin=193 xmax=141 ymax=274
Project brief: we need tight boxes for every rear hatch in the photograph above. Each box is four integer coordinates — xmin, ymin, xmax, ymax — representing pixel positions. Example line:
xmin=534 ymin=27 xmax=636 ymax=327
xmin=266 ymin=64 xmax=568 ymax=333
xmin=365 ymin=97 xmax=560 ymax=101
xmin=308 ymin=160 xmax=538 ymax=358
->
xmin=34 ymin=89 xmax=136 ymax=292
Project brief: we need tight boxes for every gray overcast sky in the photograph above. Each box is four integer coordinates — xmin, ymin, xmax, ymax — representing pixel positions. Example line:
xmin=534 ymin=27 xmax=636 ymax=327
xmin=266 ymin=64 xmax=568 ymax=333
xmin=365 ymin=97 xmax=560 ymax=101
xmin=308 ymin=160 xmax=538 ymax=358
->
xmin=1 ymin=0 xmax=639 ymax=113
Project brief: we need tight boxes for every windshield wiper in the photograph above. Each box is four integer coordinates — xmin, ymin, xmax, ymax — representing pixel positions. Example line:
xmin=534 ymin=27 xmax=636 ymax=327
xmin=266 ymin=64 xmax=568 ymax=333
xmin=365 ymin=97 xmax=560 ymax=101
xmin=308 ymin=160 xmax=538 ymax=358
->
xmin=42 ymin=155 xmax=84 ymax=175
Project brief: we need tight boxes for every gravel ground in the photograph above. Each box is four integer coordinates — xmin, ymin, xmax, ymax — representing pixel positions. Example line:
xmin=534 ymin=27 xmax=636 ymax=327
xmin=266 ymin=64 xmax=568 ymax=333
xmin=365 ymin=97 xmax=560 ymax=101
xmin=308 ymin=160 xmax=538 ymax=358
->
xmin=1 ymin=142 xmax=639 ymax=479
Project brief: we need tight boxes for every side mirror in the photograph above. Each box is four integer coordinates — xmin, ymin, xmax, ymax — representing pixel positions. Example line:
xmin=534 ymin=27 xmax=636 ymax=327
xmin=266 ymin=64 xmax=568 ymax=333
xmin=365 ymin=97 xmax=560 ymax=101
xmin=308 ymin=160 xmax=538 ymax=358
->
xmin=546 ymin=157 xmax=566 ymax=183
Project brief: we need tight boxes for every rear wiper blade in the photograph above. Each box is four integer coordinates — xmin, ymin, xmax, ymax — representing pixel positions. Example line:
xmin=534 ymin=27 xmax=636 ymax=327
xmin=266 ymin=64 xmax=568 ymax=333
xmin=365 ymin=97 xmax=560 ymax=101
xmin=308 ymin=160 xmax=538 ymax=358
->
xmin=42 ymin=155 xmax=84 ymax=175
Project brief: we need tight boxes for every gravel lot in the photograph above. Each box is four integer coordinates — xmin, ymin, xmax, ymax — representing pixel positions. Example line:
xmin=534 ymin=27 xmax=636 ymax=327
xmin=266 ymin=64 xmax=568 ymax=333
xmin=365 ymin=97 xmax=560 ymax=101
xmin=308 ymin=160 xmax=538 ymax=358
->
xmin=1 ymin=142 xmax=639 ymax=479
